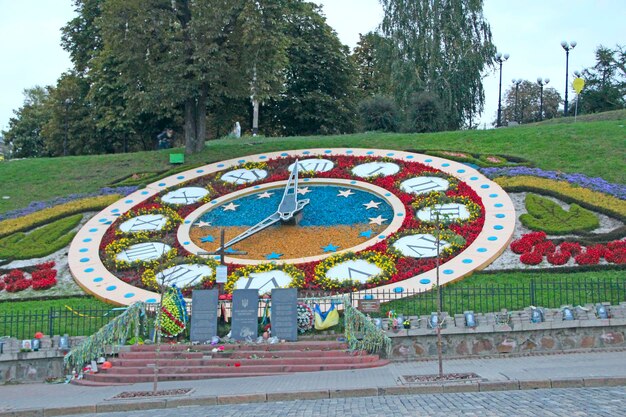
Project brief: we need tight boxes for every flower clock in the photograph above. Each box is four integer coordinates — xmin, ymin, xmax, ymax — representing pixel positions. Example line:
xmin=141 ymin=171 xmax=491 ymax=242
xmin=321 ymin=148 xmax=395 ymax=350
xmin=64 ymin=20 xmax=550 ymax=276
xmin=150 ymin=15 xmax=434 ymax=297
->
xmin=68 ymin=149 xmax=515 ymax=305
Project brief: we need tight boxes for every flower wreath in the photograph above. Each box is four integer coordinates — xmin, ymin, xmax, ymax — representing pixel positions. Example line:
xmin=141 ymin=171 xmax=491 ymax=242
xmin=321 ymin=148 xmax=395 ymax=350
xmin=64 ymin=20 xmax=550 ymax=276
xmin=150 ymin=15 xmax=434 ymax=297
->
xmin=412 ymin=194 xmax=482 ymax=225
xmin=104 ymin=236 xmax=178 ymax=270
xmin=386 ymin=227 xmax=467 ymax=259
xmin=117 ymin=204 xmax=183 ymax=235
xmin=297 ymin=302 xmax=314 ymax=333
xmin=141 ymin=255 xmax=219 ymax=290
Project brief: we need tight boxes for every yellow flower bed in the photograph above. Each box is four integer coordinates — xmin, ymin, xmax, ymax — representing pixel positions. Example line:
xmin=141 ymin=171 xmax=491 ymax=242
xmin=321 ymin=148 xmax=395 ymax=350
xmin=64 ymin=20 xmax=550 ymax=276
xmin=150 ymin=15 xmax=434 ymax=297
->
xmin=105 ymin=236 xmax=178 ymax=270
xmin=494 ymin=176 xmax=626 ymax=219
xmin=224 ymin=263 xmax=304 ymax=294
xmin=142 ymin=255 xmax=219 ymax=290
xmin=313 ymin=251 xmax=397 ymax=290
xmin=0 ymin=194 xmax=121 ymax=238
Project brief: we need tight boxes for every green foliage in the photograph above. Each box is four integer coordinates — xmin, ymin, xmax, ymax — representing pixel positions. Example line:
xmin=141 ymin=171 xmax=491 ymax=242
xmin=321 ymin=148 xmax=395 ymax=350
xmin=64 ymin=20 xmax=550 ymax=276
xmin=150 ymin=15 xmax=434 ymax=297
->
xmin=501 ymin=80 xmax=562 ymax=125
xmin=351 ymin=32 xmax=392 ymax=98
xmin=405 ymin=92 xmax=446 ymax=133
xmin=358 ymin=96 xmax=399 ymax=132
xmin=379 ymin=0 xmax=496 ymax=129
xmin=0 ymin=214 xmax=82 ymax=260
xmin=577 ymin=45 xmax=626 ymax=114
xmin=520 ymin=194 xmax=599 ymax=235
xmin=0 ymin=296 xmax=111 ymax=313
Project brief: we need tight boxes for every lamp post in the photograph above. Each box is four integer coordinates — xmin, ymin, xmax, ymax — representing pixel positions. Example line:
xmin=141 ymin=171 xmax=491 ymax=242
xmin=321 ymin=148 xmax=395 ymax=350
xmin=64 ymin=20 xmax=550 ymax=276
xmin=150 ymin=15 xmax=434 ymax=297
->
xmin=561 ymin=41 xmax=577 ymax=117
xmin=513 ymin=79 xmax=523 ymax=123
xmin=496 ymin=52 xmax=510 ymax=127
xmin=63 ymin=98 xmax=72 ymax=156
xmin=536 ymin=78 xmax=550 ymax=121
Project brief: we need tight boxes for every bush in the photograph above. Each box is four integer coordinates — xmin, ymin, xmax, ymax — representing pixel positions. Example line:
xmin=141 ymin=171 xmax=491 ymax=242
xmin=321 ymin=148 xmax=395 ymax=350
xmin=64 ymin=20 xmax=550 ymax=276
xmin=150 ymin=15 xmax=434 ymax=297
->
xmin=404 ymin=91 xmax=446 ymax=133
xmin=358 ymin=96 xmax=400 ymax=132
xmin=520 ymin=194 xmax=599 ymax=235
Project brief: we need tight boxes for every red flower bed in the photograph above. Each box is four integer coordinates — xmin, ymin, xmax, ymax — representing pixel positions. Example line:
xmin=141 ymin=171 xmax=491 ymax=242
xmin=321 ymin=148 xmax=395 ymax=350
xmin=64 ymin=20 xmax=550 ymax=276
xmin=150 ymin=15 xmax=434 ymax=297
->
xmin=512 ymin=234 xmax=626 ymax=267
xmin=1 ymin=262 xmax=59 ymax=292
xmin=31 ymin=266 xmax=58 ymax=290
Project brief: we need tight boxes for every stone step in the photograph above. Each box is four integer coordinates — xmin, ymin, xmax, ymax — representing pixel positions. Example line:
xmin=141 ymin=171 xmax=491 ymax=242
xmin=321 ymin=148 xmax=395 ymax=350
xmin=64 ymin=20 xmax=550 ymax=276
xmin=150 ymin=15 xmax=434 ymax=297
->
xmin=109 ymin=354 xmax=380 ymax=369
xmin=119 ymin=349 xmax=358 ymax=360
xmin=82 ymin=360 xmax=389 ymax=384
xmin=129 ymin=341 xmax=348 ymax=352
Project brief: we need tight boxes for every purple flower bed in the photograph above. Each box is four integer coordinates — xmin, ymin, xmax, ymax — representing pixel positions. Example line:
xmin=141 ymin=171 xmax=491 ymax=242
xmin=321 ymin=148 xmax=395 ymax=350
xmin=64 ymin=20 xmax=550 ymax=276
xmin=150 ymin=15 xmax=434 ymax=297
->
xmin=480 ymin=167 xmax=626 ymax=200
xmin=0 ymin=186 xmax=139 ymax=222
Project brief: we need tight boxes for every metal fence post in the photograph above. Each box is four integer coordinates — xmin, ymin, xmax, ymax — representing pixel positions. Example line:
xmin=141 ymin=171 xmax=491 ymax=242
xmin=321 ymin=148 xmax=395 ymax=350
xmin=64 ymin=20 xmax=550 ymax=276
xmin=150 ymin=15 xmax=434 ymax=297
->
xmin=48 ymin=307 xmax=54 ymax=337
xmin=530 ymin=279 xmax=536 ymax=307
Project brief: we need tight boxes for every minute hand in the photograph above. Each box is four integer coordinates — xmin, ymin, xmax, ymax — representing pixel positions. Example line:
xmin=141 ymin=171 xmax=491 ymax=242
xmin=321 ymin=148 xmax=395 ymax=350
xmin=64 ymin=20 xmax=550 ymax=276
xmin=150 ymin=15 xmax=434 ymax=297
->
xmin=218 ymin=211 xmax=281 ymax=251
xmin=277 ymin=159 xmax=309 ymax=220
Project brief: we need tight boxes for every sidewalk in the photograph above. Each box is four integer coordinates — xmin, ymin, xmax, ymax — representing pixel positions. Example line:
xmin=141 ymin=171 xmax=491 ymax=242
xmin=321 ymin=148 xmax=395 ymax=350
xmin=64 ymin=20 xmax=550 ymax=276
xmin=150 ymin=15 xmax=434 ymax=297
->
xmin=1 ymin=350 xmax=625 ymax=416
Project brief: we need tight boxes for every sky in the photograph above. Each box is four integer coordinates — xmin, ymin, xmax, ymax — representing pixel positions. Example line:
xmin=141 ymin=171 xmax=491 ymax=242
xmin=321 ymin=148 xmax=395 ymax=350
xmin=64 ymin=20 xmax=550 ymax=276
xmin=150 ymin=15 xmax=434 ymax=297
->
xmin=0 ymin=0 xmax=624 ymax=133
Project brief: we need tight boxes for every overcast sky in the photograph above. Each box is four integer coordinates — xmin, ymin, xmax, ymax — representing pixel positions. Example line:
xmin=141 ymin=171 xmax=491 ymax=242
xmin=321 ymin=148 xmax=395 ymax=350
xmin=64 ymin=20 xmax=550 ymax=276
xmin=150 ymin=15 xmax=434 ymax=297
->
xmin=0 ymin=0 xmax=624 ymax=133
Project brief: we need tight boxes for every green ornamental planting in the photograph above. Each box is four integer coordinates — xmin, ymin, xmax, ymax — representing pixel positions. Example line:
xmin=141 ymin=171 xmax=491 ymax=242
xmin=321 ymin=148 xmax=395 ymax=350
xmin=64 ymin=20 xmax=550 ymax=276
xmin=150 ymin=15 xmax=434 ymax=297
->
xmin=520 ymin=194 xmax=600 ymax=234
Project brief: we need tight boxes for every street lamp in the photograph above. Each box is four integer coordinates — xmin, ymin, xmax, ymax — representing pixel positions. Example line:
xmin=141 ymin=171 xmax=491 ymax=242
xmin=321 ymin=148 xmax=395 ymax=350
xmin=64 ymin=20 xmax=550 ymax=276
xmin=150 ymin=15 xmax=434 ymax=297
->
xmin=513 ymin=79 xmax=523 ymax=123
xmin=63 ymin=98 xmax=72 ymax=156
xmin=536 ymin=77 xmax=550 ymax=121
xmin=561 ymin=40 xmax=577 ymax=117
xmin=496 ymin=52 xmax=510 ymax=127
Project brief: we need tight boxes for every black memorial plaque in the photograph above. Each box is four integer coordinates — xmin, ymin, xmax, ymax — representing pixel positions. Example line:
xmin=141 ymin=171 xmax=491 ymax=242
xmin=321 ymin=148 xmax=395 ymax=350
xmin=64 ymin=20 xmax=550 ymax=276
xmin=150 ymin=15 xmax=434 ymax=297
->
xmin=190 ymin=289 xmax=218 ymax=343
xmin=271 ymin=288 xmax=298 ymax=341
xmin=231 ymin=289 xmax=259 ymax=341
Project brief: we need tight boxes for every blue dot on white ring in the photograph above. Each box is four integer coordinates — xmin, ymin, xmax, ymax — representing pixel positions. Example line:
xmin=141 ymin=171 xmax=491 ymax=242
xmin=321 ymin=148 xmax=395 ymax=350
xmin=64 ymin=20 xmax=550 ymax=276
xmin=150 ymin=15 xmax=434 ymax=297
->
xmin=84 ymin=268 xmax=94 ymax=273
xmin=325 ymin=150 xmax=332 ymax=154
xmin=346 ymin=150 xmax=353 ymax=154
xmin=146 ymin=298 xmax=157 ymax=303
xmin=378 ymin=235 xmax=385 ymax=239
xmin=477 ymin=247 xmax=488 ymax=253
xmin=488 ymin=236 xmax=498 ymax=241
xmin=387 ymin=153 xmax=395 ymax=156
xmin=443 ymin=269 xmax=454 ymax=275
xmin=350 ymin=180 xmax=357 ymax=184
xmin=183 ymin=241 xmax=190 ymax=245
xmin=217 ymin=164 xmax=224 ymax=168
xmin=470 ymin=176 xmax=478 ymax=181
xmin=366 ymin=151 xmax=374 ymax=155
xmin=494 ymin=225 xmax=504 ymax=230
xmin=184 ymin=220 xmax=190 ymax=224
xmin=396 ymin=213 xmax=404 ymax=217
xmin=303 ymin=151 xmax=310 ymax=154
xmin=393 ymin=287 xmax=404 ymax=293
xmin=125 ymin=199 xmax=134 ymax=204
xmin=462 ymin=259 xmax=473 ymax=264
xmin=112 ymin=209 xmax=119 ymax=213
xmin=89 ymin=228 xmax=98 ymax=232
xmin=79 ymin=248 xmax=88 ymax=253
xmin=99 ymin=218 xmax=107 ymax=223
xmin=496 ymin=214 xmax=505 ymax=218
xmin=93 ymin=277 xmax=103 ymax=282
xmin=259 ymin=155 xmax=267 ymax=159
xmin=141 ymin=191 xmax=149 ymax=195
xmin=177 ymin=175 xmax=184 ymax=180
xmin=254 ymin=185 xmax=260 ymax=189
xmin=489 ymin=193 xmax=498 ymax=198
xmin=281 ymin=152 xmax=288 ymax=156
xmin=303 ymin=178 xmax=310 ymax=182
xmin=106 ymin=285 xmax=117 ymax=291
xmin=425 ymin=159 xmax=432 ymax=163
xmin=158 ymin=183 xmax=166 ymax=187
xmin=495 ymin=203 xmax=504 ymax=208
xmin=83 ymin=238 xmax=92 ymax=243
xmin=124 ymin=293 xmax=135 ymax=299
xmin=79 ymin=258 xmax=90 ymax=263
xmin=442 ymin=163 xmax=450 ymax=167
xmin=406 ymin=155 xmax=413 ymax=159
xmin=238 ymin=159 xmax=245 ymax=163
xmin=457 ymin=169 xmax=466 ymax=173
xmin=481 ymin=184 xmax=490 ymax=189
xmin=385 ymin=193 xmax=391 ymax=196
xmin=419 ymin=278 xmax=431 ymax=284
xmin=196 ymin=169 xmax=204 ymax=173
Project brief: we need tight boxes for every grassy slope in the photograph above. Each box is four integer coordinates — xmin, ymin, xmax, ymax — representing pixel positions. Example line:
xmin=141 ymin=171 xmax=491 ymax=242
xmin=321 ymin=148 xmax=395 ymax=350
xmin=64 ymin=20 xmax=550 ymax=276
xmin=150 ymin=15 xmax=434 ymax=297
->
xmin=1 ymin=117 xmax=624 ymax=214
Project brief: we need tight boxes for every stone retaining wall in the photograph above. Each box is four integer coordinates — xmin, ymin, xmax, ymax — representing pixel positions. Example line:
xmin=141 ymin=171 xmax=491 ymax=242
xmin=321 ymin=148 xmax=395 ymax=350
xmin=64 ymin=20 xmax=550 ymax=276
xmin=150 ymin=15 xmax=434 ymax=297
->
xmin=386 ymin=303 xmax=626 ymax=360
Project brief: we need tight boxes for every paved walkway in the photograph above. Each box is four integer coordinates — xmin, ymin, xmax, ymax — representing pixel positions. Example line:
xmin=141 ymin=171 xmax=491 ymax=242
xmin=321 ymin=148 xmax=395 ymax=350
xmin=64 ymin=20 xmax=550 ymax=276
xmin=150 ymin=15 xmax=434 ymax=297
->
xmin=1 ymin=350 xmax=625 ymax=416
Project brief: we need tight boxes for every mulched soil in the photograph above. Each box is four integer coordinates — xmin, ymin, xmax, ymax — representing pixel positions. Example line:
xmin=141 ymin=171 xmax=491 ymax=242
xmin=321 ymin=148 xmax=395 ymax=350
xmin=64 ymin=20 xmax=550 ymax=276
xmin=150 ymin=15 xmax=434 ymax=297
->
xmin=112 ymin=388 xmax=193 ymax=399
xmin=402 ymin=373 xmax=480 ymax=383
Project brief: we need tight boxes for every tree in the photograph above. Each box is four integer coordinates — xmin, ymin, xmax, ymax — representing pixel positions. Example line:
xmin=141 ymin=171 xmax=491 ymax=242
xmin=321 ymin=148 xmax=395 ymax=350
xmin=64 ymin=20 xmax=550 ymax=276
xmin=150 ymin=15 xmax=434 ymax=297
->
xmin=378 ymin=0 xmax=496 ymax=130
xmin=262 ymin=2 xmax=358 ymax=136
xmin=576 ymin=45 xmax=626 ymax=114
xmin=95 ymin=0 xmax=290 ymax=153
xmin=2 ymin=87 xmax=52 ymax=158
xmin=351 ymin=32 xmax=392 ymax=98
xmin=499 ymin=80 xmax=561 ymax=125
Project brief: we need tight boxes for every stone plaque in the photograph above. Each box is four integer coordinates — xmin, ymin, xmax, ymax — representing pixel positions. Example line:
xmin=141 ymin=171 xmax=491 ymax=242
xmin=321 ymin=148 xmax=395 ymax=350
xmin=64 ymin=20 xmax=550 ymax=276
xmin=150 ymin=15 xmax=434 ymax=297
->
xmin=231 ymin=289 xmax=259 ymax=341
xmin=358 ymin=299 xmax=381 ymax=313
xmin=271 ymin=288 xmax=298 ymax=342
xmin=190 ymin=290 xmax=218 ymax=343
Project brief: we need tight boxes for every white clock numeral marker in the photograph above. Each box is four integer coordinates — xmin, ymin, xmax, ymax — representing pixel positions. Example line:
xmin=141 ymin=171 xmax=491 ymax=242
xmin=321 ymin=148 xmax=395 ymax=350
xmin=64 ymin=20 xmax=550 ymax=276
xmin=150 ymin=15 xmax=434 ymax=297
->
xmin=400 ymin=177 xmax=449 ymax=195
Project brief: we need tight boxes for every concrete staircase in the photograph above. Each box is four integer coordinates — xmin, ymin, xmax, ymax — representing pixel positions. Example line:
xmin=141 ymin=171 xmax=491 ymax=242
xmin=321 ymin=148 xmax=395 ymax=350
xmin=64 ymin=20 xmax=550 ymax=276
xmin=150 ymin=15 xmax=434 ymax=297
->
xmin=76 ymin=341 xmax=389 ymax=385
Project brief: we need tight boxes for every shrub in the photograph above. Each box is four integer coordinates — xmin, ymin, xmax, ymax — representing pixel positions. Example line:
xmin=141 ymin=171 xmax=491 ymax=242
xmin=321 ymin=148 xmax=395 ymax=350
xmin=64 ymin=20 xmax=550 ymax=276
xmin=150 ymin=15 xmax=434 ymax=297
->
xmin=0 ymin=214 xmax=82 ymax=261
xmin=405 ymin=91 xmax=446 ymax=133
xmin=358 ymin=96 xmax=400 ymax=132
xmin=520 ymin=194 xmax=599 ymax=235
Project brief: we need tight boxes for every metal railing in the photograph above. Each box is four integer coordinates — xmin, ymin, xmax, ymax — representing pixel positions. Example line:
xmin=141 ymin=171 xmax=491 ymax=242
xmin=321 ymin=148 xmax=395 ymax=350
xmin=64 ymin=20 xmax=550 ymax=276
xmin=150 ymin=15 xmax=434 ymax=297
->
xmin=1 ymin=278 xmax=624 ymax=339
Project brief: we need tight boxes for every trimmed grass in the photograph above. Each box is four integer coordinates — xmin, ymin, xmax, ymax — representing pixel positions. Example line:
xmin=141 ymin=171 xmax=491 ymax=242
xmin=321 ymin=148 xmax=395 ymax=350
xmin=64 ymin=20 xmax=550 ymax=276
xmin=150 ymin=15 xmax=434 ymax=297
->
xmin=1 ymin=117 xmax=624 ymax=214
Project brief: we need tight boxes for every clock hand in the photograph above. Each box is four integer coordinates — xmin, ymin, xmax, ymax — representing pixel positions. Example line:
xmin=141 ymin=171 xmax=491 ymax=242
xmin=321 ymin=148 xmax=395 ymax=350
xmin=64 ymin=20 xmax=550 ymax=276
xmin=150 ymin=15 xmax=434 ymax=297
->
xmin=217 ymin=211 xmax=282 ymax=251
xmin=277 ymin=159 xmax=309 ymax=221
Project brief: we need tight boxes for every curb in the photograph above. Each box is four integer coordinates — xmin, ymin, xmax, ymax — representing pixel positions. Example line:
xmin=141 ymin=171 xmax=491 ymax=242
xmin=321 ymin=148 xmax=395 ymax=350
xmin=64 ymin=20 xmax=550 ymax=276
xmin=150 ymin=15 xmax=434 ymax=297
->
xmin=2 ymin=377 xmax=625 ymax=417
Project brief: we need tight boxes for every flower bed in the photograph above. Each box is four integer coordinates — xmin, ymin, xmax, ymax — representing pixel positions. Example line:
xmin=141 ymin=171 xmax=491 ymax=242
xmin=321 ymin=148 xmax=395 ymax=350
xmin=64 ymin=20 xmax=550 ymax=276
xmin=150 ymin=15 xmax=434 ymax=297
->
xmin=520 ymin=193 xmax=599 ymax=235
xmin=0 ymin=214 xmax=82 ymax=261
xmin=494 ymin=176 xmax=626 ymax=221
xmin=511 ymin=232 xmax=625 ymax=266
xmin=0 ymin=261 xmax=58 ymax=293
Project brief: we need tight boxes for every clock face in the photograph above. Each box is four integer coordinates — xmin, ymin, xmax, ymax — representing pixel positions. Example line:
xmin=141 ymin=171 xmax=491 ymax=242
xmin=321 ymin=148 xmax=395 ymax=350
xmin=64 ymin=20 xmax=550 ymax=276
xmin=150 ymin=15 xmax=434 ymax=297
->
xmin=68 ymin=149 xmax=515 ymax=305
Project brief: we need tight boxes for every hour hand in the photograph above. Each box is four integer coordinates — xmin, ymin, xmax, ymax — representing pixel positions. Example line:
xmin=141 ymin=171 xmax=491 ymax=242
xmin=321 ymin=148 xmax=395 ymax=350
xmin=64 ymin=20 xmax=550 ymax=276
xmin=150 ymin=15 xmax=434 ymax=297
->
xmin=278 ymin=159 xmax=309 ymax=220
xmin=218 ymin=211 xmax=281 ymax=251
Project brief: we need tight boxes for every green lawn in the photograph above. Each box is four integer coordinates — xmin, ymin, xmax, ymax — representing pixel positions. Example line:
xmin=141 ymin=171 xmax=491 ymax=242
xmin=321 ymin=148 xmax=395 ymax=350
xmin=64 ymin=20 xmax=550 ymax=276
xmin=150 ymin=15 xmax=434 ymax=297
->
xmin=1 ymin=117 xmax=624 ymax=214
